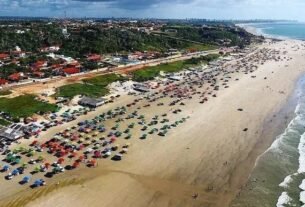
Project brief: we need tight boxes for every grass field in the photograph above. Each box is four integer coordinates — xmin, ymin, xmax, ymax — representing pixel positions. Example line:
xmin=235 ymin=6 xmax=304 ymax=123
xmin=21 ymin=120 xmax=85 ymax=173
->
xmin=55 ymin=74 xmax=126 ymax=99
xmin=0 ymin=90 xmax=12 ymax=96
xmin=0 ymin=118 xmax=10 ymax=126
xmin=132 ymin=54 xmax=220 ymax=82
xmin=186 ymin=43 xmax=218 ymax=51
xmin=0 ymin=95 xmax=58 ymax=120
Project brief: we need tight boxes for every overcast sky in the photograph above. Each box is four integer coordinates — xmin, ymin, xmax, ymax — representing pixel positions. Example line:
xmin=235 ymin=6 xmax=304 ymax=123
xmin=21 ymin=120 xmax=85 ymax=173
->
xmin=0 ymin=0 xmax=304 ymax=21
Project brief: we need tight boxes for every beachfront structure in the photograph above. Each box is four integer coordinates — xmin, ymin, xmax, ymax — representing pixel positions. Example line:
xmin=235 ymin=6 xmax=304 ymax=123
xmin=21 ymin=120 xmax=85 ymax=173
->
xmin=78 ymin=96 xmax=106 ymax=108
xmin=168 ymin=75 xmax=182 ymax=81
xmin=132 ymin=83 xmax=150 ymax=92
xmin=0 ymin=123 xmax=25 ymax=141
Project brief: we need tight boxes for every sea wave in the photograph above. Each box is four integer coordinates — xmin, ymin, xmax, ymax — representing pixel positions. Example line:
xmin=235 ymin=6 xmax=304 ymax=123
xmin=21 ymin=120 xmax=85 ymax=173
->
xmin=276 ymin=192 xmax=292 ymax=207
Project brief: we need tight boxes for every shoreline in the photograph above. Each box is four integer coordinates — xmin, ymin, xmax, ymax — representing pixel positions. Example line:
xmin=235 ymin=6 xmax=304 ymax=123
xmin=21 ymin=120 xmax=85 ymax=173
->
xmin=237 ymin=23 xmax=290 ymax=41
xmin=229 ymin=72 xmax=305 ymax=207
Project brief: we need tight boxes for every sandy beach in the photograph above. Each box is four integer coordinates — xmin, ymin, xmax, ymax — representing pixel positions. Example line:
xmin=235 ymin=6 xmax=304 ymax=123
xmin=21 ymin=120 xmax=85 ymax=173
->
xmin=0 ymin=39 xmax=305 ymax=207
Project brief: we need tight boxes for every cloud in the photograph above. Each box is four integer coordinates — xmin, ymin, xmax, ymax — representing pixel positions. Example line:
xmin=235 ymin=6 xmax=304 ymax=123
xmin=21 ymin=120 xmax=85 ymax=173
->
xmin=71 ymin=0 xmax=195 ymax=9
xmin=0 ymin=0 xmax=304 ymax=20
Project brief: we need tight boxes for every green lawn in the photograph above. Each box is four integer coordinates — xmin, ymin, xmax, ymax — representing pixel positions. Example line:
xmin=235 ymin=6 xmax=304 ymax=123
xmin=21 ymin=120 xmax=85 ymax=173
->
xmin=55 ymin=74 xmax=126 ymax=99
xmin=186 ymin=43 xmax=218 ymax=51
xmin=0 ymin=90 xmax=12 ymax=96
xmin=0 ymin=118 xmax=10 ymax=126
xmin=0 ymin=95 xmax=58 ymax=120
xmin=132 ymin=54 xmax=220 ymax=82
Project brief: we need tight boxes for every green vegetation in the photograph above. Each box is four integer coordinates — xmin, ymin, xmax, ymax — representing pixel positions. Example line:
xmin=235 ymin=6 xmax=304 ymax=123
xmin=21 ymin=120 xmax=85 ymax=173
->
xmin=0 ymin=63 xmax=29 ymax=79
xmin=60 ymin=28 xmax=193 ymax=57
xmin=0 ymin=95 xmax=58 ymax=120
xmin=0 ymin=118 xmax=10 ymax=126
xmin=162 ymin=25 xmax=254 ymax=48
xmin=0 ymin=23 xmax=254 ymax=58
xmin=132 ymin=54 xmax=220 ymax=82
xmin=0 ymin=90 xmax=12 ymax=96
xmin=186 ymin=43 xmax=218 ymax=51
xmin=55 ymin=74 xmax=126 ymax=98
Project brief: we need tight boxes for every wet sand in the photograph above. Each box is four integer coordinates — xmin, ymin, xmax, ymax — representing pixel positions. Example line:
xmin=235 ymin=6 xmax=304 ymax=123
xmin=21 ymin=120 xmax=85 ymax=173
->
xmin=1 ymin=40 xmax=305 ymax=207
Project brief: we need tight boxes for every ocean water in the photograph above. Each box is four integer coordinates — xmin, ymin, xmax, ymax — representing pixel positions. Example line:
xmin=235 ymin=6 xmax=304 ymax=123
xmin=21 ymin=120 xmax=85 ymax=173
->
xmin=247 ymin=22 xmax=305 ymax=40
xmin=232 ymin=76 xmax=305 ymax=207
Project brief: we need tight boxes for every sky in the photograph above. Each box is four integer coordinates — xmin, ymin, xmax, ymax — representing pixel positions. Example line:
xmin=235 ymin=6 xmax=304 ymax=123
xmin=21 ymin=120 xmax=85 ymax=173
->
xmin=0 ymin=0 xmax=305 ymax=20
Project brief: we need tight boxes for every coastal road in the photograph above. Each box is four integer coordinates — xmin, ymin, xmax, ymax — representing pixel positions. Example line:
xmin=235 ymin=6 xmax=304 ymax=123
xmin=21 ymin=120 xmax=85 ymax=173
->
xmin=4 ymin=49 xmax=219 ymax=94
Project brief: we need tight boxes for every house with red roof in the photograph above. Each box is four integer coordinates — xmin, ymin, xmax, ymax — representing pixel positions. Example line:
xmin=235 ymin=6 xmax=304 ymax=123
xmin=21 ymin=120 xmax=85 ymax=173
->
xmin=87 ymin=54 xmax=102 ymax=62
xmin=8 ymin=72 xmax=25 ymax=82
xmin=32 ymin=72 xmax=45 ymax=78
xmin=0 ymin=79 xmax=8 ymax=85
xmin=63 ymin=67 xmax=80 ymax=75
xmin=0 ymin=53 xmax=9 ymax=60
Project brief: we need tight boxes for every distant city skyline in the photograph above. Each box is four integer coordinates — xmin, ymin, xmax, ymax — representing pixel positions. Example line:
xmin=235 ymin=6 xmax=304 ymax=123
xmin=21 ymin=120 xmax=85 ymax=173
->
xmin=0 ymin=0 xmax=304 ymax=21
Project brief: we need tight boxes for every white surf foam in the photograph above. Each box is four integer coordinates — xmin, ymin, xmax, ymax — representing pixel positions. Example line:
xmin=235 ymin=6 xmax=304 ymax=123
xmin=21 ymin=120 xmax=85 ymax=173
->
xmin=276 ymin=192 xmax=292 ymax=207
xmin=279 ymin=175 xmax=293 ymax=188
xmin=300 ymin=191 xmax=305 ymax=204
xmin=298 ymin=133 xmax=305 ymax=173
xmin=299 ymin=180 xmax=305 ymax=191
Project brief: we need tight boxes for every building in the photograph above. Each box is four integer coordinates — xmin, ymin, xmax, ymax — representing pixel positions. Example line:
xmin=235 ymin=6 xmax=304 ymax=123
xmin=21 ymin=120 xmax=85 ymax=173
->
xmin=133 ymin=83 xmax=150 ymax=92
xmin=8 ymin=72 xmax=26 ymax=82
xmin=87 ymin=54 xmax=102 ymax=62
xmin=0 ymin=79 xmax=8 ymax=85
xmin=0 ymin=123 xmax=25 ymax=141
xmin=63 ymin=67 xmax=80 ymax=75
xmin=0 ymin=53 xmax=9 ymax=60
xmin=168 ymin=75 xmax=182 ymax=81
xmin=78 ymin=96 xmax=106 ymax=108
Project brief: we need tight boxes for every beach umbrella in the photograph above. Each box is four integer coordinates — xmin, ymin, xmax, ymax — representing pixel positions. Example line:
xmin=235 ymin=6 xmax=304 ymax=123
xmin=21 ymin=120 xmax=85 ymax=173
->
xmin=12 ymin=169 xmax=19 ymax=176
xmin=125 ymin=134 xmax=131 ymax=139
xmin=33 ymin=179 xmax=42 ymax=186
xmin=71 ymin=152 xmax=78 ymax=158
xmin=124 ymin=143 xmax=130 ymax=148
xmin=27 ymin=151 xmax=35 ymax=157
xmin=58 ymin=158 xmax=65 ymax=164
xmin=72 ymin=161 xmax=80 ymax=168
xmin=122 ymin=148 xmax=128 ymax=153
xmin=2 ymin=165 xmax=10 ymax=171
xmin=21 ymin=163 xmax=28 ymax=169
xmin=37 ymin=155 xmax=45 ymax=162
xmin=84 ymin=141 xmax=91 ymax=146
xmin=33 ymin=166 xmax=40 ymax=173
xmin=94 ymin=151 xmax=102 ymax=158
xmin=22 ymin=175 xmax=31 ymax=183
xmin=44 ymin=163 xmax=51 ymax=169
xmin=78 ymin=155 xmax=85 ymax=161
xmin=13 ymin=157 xmax=21 ymax=164
xmin=79 ymin=144 xmax=85 ymax=150
xmin=86 ymin=148 xmax=93 ymax=153
xmin=88 ymin=159 xmax=97 ymax=167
